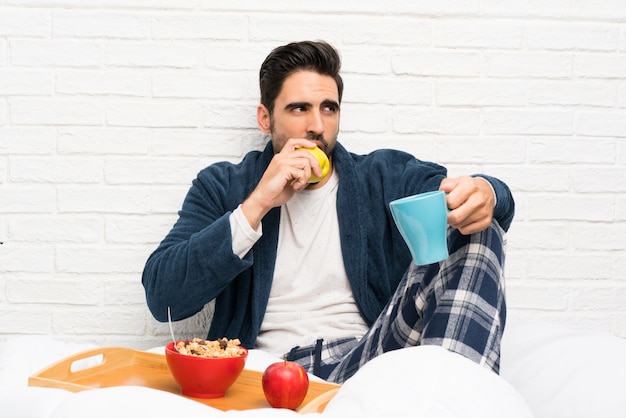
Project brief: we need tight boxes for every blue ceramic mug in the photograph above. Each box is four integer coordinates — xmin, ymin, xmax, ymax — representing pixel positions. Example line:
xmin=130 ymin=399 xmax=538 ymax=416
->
xmin=389 ymin=190 xmax=449 ymax=265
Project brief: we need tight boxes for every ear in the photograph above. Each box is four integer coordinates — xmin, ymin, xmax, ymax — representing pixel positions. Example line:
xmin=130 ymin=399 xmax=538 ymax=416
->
xmin=257 ymin=104 xmax=271 ymax=134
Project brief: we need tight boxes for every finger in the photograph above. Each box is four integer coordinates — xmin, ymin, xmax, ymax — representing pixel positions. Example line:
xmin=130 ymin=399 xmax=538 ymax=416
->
xmin=453 ymin=219 xmax=487 ymax=235
xmin=293 ymin=148 xmax=323 ymax=178
xmin=445 ymin=187 xmax=469 ymax=211
xmin=283 ymin=138 xmax=318 ymax=154
xmin=441 ymin=179 xmax=468 ymax=210
xmin=439 ymin=177 xmax=459 ymax=193
xmin=446 ymin=176 xmax=483 ymax=210
xmin=291 ymin=175 xmax=309 ymax=191
xmin=288 ymin=165 xmax=312 ymax=190
xmin=448 ymin=203 xmax=492 ymax=235
xmin=297 ymin=159 xmax=313 ymax=183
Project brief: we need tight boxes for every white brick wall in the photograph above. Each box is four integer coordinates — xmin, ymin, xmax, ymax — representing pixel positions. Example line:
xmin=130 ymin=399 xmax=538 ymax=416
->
xmin=1 ymin=2 xmax=626 ymax=349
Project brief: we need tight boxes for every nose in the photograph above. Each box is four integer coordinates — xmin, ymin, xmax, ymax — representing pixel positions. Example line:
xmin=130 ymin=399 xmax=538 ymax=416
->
xmin=307 ymin=109 xmax=324 ymax=136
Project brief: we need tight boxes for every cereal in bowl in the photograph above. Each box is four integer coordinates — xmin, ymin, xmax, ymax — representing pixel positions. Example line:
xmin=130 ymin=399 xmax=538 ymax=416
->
xmin=175 ymin=337 xmax=246 ymax=358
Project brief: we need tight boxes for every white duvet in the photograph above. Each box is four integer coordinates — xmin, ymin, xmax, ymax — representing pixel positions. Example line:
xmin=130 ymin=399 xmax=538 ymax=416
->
xmin=1 ymin=318 xmax=625 ymax=418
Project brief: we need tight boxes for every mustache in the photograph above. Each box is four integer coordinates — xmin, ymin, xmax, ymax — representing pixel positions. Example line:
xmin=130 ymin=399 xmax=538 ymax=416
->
xmin=305 ymin=133 xmax=329 ymax=152
xmin=305 ymin=132 xmax=324 ymax=142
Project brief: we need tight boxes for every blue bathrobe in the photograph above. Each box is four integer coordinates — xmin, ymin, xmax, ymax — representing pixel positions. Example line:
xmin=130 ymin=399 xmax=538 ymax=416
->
xmin=142 ymin=141 xmax=515 ymax=349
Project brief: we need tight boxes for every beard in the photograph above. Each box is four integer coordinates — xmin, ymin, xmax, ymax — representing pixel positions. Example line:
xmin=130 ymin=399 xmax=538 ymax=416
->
xmin=269 ymin=118 xmax=336 ymax=157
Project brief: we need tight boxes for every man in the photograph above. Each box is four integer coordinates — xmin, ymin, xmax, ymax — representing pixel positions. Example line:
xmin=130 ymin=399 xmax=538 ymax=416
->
xmin=142 ymin=40 xmax=515 ymax=384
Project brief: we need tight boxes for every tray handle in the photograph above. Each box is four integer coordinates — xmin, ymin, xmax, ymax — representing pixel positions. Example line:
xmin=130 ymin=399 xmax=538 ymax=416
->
xmin=299 ymin=387 xmax=340 ymax=414
xmin=29 ymin=347 xmax=137 ymax=387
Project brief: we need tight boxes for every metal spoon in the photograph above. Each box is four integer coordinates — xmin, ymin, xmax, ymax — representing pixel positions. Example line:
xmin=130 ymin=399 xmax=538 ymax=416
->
xmin=167 ymin=306 xmax=179 ymax=351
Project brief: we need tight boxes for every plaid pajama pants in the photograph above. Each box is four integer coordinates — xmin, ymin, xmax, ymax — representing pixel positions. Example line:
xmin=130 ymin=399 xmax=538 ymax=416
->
xmin=285 ymin=220 xmax=507 ymax=384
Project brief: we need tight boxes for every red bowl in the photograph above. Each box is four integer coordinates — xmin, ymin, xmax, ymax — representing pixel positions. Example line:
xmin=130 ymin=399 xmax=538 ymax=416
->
xmin=165 ymin=341 xmax=248 ymax=398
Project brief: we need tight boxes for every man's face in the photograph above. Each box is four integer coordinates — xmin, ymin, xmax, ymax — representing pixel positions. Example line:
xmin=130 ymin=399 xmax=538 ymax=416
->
xmin=258 ymin=70 xmax=340 ymax=156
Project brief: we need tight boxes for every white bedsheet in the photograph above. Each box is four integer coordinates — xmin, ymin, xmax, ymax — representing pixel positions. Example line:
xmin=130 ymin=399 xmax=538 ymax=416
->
xmin=1 ymin=318 xmax=625 ymax=418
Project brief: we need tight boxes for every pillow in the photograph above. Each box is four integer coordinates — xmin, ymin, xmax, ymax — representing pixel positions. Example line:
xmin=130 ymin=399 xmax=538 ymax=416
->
xmin=0 ymin=387 xmax=71 ymax=418
xmin=323 ymin=345 xmax=534 ymax=418
xmin=49 ymin=386 xmax=315 ymax=418
xmin=0 ymin=336 xmax=97 ymax=389
xmin=49 ymin=386 xmax=222 ymax=418
xmin=501 ymin=318 xmax=626 ymax=418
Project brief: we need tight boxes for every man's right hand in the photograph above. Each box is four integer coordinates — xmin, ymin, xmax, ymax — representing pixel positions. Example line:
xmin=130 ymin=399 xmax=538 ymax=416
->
xmin=240 ymin=138 xmax=322 ymax=230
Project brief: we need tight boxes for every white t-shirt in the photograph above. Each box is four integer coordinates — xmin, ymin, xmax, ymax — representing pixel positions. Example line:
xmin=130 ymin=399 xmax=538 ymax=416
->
xmin=229 ymin=169 xmax=368 ymax=357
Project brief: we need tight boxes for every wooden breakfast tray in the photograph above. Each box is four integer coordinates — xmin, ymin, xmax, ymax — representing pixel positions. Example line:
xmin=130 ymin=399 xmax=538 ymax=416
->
xmin=28 ymin=347 xmax=340 ymax=413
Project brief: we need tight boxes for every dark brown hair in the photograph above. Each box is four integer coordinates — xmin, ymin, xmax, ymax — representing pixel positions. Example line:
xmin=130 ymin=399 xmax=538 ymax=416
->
xmin=259 ymin=40 xmax=344 ymax=114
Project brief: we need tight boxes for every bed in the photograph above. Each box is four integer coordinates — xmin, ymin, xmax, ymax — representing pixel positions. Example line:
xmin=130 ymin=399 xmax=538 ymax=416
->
xmin=1 ymin=317 xmax=625 ymax=418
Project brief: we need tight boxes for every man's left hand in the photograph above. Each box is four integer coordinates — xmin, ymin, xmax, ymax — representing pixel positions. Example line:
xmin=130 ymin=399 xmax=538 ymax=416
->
xmin=439 ymin=176 xmax=495 ymax=235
